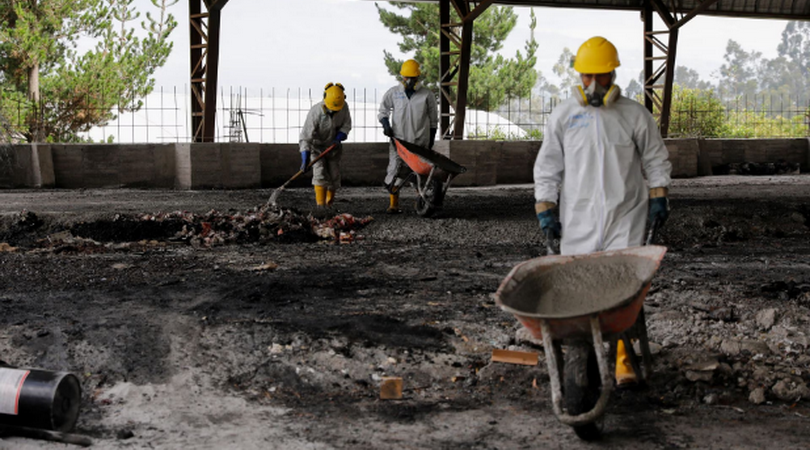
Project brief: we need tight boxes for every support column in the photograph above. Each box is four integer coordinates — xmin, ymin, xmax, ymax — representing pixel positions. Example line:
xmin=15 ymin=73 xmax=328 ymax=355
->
xmin=644 ymin=0 xmax=718 ymax=137
xmin=188 ymin=0 xmax=230 ymax=143
xmin=439 ymin=0 xmax=452 ymax=138
xmin=437 ymin=0 xmax=493 ymax=140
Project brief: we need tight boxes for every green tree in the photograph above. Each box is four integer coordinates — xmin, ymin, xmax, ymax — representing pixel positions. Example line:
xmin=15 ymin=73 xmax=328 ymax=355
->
xmin=668 ymin=86 xmax=725 ymax=138
xmin=777 ymin=21 xmax=810 ymax=81
xmin=674 ymin=66 xmax=713 ymax=90
xmin=0 ymin=0 xmax=177 ymax=142
xmin=716 ymin=40 xmax=761 ymax=105
xmin=551 ymin=47 xmax=578 ymax=94
xmin=624 ymin=78 xmax=642 ymax=102
xmin=376 ymin=2 xmax=537 ymax=111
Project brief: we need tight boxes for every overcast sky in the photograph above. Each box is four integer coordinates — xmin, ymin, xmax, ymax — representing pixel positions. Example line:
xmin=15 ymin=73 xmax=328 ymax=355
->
xmin=143 ymin=0 xmax=791 ymax=95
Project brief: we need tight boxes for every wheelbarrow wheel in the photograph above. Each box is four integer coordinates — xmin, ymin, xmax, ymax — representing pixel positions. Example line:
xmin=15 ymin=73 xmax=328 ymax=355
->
xmin=564 ymin=342 xmax=603 ymax=441
xmin=415 ymin=178 xmax=443 ymax=217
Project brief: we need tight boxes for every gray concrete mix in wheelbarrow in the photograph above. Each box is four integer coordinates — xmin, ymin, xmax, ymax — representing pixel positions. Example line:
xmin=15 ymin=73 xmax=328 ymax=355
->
xmin=506 ymin=256 xmax=656 ymax=317
xmin=0 ymin=175 xmax=809 ymax=449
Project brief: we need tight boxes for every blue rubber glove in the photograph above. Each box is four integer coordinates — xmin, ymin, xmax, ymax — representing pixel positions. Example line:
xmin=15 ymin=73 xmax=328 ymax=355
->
xmin=300 ymin=151 xmax=311 ymax=171
xmin=537 ymin=210 xmax=561 ymax=240
xmin=649 ymin=197 xmax=669 ymax=226
xmin=429 ymin=128 xmax=436 ymax=149
xmin=334 ymin=131 xmax=348 ymax=143
xmin=380 ymin=118 xmax=394 ymax=138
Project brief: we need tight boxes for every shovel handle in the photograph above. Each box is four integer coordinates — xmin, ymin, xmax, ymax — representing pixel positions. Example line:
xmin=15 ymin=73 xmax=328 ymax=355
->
xmin=305 ymin=142 xmax=339 ymax=171
xmin=267 ymin=143 xmax=340 ymax=206
xmin=646 ymin=217 xmax=661 ymax=246
xmin=545 ymin=230 xmax=560 ymax=255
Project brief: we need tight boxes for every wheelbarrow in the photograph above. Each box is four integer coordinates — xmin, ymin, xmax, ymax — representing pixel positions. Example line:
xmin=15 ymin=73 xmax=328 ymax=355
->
xmin=390 ymin=138 xmax=467 ymax=217
xmin=493 ymin=244 xmax=667 ymax=440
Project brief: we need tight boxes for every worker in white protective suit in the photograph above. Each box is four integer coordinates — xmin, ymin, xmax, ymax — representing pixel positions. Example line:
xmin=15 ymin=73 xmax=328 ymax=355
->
xmin=533 ymin=37 xmax=672 ymax=386
xmin=378 ymin=59 xmax=439 ymax=213
xmin=299 ymin=82 xmax=352 ymax=208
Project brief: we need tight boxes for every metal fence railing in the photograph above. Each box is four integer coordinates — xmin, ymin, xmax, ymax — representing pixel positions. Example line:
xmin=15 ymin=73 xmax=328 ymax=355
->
xmin=1 ymin=87 xmax=808 ymax=143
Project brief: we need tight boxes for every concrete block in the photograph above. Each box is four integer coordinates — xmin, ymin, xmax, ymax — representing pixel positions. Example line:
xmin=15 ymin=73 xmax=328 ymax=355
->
xmin=222 ymin=143 xmax=261 ymax=188
xmin=32 ymin=144 xmax=55 ymax=187
xmin=175 ymin=143 xmax=222 ymax=189
xmin=260 ymin=143 xmax=301 ymax=187
xmin=189 ymin=143 xmax=221 ymax=188
xmin=497 ymin=141 xmax=540 ymax=184
xmin=434 ymin=140 xmax=498 ymax=186
xmin=51 ymin=145 xmax=84 ymax=188
xmin=696 ymin=139 xmax=712 ymax=176
xmin=0 ymin=145 xmax=28 ymax=188
xmin=802 ymin=138 xmax=810 ymax=172
xmin=82 ymin=145 xmax=121 ymax=188
xmin=664 ymin=139 xmax=700 ymax=178
xmin=174 ymin=143 xmax=193 ymax=189
xmin=340 ymin=143 xmax=389 ymax=186
xmin=153 ymin=144 xmax=177 ymax=188
xmin=721 ymin=140 xmax=746 ymax=164
xmin=120 ymin=145 xmax=156 ymax=187
xmin=701 ymin=139 xmax=723 ymax=167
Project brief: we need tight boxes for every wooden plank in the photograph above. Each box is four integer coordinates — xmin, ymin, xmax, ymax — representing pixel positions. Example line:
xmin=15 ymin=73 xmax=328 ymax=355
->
xmin=491 ymin=349 xmax=538 ymax=366
xmin=380 ymin=377 xmax=403 ymax=400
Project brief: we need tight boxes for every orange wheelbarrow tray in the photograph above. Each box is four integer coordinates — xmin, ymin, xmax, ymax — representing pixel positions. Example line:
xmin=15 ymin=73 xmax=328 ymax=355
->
xmin=493 ymin=245 xmax=667 ymax=426
xmin=392 ymin=138 xmax=466 ymax=211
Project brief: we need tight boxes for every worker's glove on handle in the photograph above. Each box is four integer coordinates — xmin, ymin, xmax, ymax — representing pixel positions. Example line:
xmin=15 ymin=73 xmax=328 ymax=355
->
xmin=536 ymin=210 xmax=562 ymax=241
xmin=429 ymin=128 xmax=436 ymax=149
xmin=380 ymin=118 xmax=394 ymax=138
xmin=300 ymin=151 xmax=311 ymax=172
xmin=334 ymin=131 xmax=348 ymax=143
xmin=648 ymin=197 xmax=669 ymax=226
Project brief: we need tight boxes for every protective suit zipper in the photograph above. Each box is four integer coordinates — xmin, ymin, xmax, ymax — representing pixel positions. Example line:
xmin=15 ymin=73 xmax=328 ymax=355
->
xmin=595 ymin=109 xmax=606 ymax=251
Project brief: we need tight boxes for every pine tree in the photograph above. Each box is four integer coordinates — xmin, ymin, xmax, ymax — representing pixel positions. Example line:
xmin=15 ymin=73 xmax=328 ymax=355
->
xmin=0 ymin=0 xmax=178 ymax=142
xmin=376 ymin=3 xmax=537 ymax=111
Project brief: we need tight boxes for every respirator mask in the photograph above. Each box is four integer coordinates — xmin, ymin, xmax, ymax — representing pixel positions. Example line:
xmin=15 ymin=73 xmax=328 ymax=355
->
xmin=573 ymin=71 xmax=620 ymax=107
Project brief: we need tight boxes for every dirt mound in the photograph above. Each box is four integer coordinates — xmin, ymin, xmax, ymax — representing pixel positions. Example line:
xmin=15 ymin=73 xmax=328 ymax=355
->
xmin=0 ymin=205 xmax=374 ymax=252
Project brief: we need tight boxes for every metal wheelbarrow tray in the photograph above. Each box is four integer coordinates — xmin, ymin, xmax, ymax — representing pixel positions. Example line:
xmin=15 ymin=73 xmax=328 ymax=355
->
xmin=493 ymin=245 xmax=667 ymax=432
xmin=392 ymin=138 xmax=467 ymax=217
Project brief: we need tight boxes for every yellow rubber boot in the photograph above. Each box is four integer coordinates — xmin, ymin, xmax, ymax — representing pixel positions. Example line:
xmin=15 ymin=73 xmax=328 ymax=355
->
xmin=314 ymin=185 xmax=327 ymax=207
xmin=326 ymin=189 xmax=335 ymax=206
xmin=615 ymin=339 xmax=637 ymax=386
xmin=386 ymin=193 xmax=401 ymax=214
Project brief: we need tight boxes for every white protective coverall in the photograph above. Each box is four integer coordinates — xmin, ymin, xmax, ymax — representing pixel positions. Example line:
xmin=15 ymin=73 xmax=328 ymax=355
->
xmin=377 ymin=84 xmax=438 ymax=186
xmin=533 ymin=96 xmax=672 ymax=255
xmin=299 ymin=102 xmax=352 ymax=188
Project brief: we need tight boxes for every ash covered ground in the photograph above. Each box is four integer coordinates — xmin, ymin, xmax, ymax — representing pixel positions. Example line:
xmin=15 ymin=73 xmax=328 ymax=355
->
xmin=1 ymin=176 xmax=809 ymax=449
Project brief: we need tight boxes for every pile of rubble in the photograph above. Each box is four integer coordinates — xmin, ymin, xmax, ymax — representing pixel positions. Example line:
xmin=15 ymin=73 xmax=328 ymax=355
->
xmin=644 ymin=285 xmax=810 ymax=407
xmin=713 ymin=160 xmax=801 ymax=176
xmin=1 ymin=205 xmax=374 ymax=253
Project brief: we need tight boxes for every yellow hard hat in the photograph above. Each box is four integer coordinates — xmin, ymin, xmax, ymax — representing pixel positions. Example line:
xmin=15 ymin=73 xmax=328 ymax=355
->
xmin=400 ymin=59 xmax=421 ymax=78
xmin=573 ymin=37 xmax=621 ymax=74
xmin=323 ymin=83 xmax=345 ymax=111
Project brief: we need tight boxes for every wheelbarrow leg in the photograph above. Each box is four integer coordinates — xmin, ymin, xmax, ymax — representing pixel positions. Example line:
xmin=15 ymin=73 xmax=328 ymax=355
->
xmin=552 ymin=339 xmax=564 ymax=382
xmin=540 ymin=318 xmax=613 ymax=429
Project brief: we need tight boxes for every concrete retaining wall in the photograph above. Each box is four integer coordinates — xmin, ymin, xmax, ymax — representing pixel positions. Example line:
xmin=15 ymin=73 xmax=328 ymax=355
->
xmin=260 ymin=143 xmax=390 ymax=188
xmin=51 ymin=144 xmax=176 ymax=189
xmin=0 ymin=144 xmax=54 ymax=188
xmin=175 ymin=143 xmax=260 ymax=189
xmin=2 ymin=138 xmax=808 ymax=189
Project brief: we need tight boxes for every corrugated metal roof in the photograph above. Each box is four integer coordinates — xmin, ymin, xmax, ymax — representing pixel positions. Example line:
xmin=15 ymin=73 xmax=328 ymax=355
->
xmin=375 ymin=1 xmax=810 ymax=20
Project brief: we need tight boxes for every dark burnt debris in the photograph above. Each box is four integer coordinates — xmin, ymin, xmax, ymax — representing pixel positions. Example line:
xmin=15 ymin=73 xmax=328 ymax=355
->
xmin=3 ymin=206 xmax=373 ymax=253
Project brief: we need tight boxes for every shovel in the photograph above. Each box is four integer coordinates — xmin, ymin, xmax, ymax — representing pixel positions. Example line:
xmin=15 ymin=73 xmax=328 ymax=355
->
xmin=267 ymin=143 xmax=339 ymax=206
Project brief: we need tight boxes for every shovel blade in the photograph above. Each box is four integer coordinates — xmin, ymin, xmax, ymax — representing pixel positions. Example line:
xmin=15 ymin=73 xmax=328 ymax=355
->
xmin=267 ymin=187 xmax=283 ymax=206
